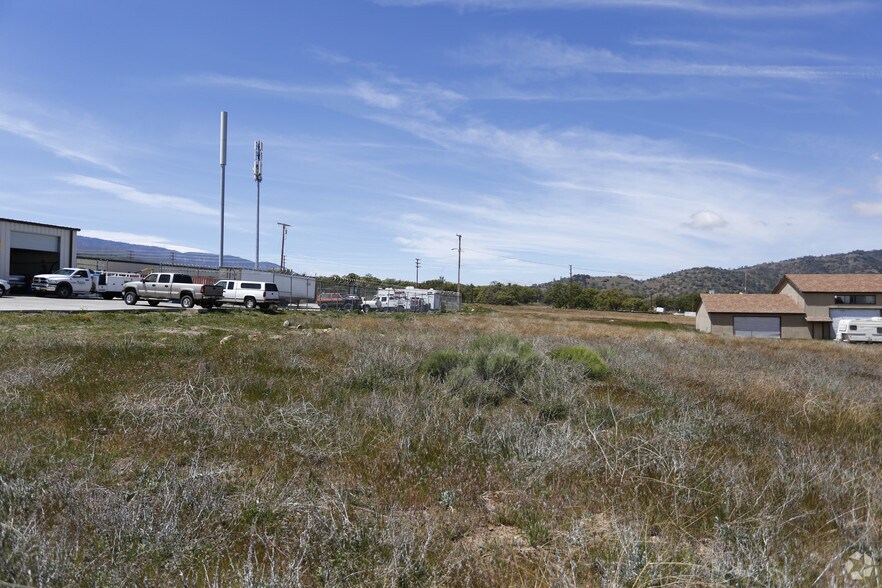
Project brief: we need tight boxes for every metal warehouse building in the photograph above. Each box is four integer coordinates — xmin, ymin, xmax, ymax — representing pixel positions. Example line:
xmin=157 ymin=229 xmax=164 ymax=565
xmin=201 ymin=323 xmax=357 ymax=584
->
xmin=0 ymin=218 xmax=80 ymax=284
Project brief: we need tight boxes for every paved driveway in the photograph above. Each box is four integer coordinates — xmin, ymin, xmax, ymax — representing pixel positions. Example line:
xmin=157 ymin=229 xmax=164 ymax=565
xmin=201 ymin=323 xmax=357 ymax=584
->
xmin=0 ymin=294 xmax=183 ymax=312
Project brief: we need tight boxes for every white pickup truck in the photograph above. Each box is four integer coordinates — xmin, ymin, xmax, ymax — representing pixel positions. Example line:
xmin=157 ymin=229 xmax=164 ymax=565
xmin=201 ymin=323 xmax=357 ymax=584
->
xmin=32 ymin=268 xmax=97 ymax=298
xmin=31 ymin=268 xmax=141 ymax=299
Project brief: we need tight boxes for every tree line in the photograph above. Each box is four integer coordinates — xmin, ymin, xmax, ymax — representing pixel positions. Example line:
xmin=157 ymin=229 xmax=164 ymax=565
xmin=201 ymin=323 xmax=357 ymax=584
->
xmin=319 ymin=274 xmax=702 ymax=313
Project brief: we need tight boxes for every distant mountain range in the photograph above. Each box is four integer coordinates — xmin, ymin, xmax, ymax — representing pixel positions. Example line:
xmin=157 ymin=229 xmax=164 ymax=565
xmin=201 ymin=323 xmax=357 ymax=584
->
xmin=78 ymin=236 xmax=882 ymax=295
xmin=77 ymin=236 xmax=280 ymax=271
xmin=551 ymin=250 xmax=882 ymax=296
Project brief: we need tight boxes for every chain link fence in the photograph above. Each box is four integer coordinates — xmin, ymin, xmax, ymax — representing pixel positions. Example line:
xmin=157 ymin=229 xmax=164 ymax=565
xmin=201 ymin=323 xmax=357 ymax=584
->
xmin=78 ymin=253 xmax=460 ymax=311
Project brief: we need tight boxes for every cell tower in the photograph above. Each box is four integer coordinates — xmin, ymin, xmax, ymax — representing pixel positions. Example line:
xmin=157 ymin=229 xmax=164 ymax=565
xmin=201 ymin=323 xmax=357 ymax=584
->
xmin=254 ymin=140 xmax=263 ymax=270
xmin=219 ymin=111 xmax=228 ymax=268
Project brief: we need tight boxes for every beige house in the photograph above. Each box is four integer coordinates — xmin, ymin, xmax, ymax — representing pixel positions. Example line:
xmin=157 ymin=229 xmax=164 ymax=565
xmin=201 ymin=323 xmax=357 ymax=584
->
xmin=696 ymin=274 xmax=882 ymax=339
xmin=696 ymin=293 xmax=808 ymax=338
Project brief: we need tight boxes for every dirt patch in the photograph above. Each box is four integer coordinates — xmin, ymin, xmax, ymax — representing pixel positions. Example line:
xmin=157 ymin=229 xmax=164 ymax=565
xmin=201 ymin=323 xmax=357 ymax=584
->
xmin=459 ymin=523 xmax=531 ymax=551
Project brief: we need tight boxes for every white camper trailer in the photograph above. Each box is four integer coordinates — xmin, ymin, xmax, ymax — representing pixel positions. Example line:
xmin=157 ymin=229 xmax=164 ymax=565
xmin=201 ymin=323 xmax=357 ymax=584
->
xmin=835 ymin=317 xmax=882 ymax=343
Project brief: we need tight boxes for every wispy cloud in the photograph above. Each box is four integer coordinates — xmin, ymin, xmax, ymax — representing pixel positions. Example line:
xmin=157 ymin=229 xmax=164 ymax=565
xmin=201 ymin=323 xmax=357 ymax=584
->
xmin=375 ymin=0 xmax=874 ymax=19
xmin=627 ymin=36 xmax=849 ymax=63
xmin=0 ymin=111 xmax=122 ymax=173
xmin=63 ymin=175 xmax=216 ymax=216
xmin=459 ymin=34 xmax=882 ymax=81
xmin=372 ymin=114 xmax=769 ymax=179
xmin=354 ymin=108 xmax=829 ymax=277
xmin=183 ymin=73 xmax=465 ymax=119
xmin=852 ymin=201 xmax=882 ymax=216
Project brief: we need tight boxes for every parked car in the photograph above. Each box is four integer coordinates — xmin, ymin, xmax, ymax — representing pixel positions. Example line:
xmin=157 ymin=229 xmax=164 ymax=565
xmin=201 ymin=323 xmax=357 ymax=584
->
xmin=7 ymin=275 xmax=26 ymax=292
xmin=0 ymin=278 xmax=10 ymax=297
xmin=316 ymin=291 xmax=362 ymax=311
xmin=214 ymin=280 xmax=280 ymax=309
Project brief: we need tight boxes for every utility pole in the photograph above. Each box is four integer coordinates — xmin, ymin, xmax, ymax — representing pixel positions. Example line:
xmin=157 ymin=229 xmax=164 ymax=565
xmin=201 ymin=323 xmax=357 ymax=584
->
xmin=277 ymin=222 xmax=290 ymax=270
xmin=569 ymin=264 xmax=573 ymax=309
xmin=253 ymin=140 xmax=263 ymax=270
xmin=416 ymin=258 xmax=421 ymax=287
xmin=456 ymin=234 xmax=462 ymax=296
xmin=219 ymin=111 xmax=228 ymax=268
xmin=743 ymin=270 xmax=748 ymax=294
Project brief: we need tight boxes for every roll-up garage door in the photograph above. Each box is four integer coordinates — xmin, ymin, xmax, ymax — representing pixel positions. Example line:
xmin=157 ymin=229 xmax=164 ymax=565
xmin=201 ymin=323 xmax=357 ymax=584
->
xmin=734 ymin=316 xmax=781 ymax=338
xmin=11 ymin=231 xmax=60 ymax=252
xmin=830 ymin=309 xmax=881 ymax=339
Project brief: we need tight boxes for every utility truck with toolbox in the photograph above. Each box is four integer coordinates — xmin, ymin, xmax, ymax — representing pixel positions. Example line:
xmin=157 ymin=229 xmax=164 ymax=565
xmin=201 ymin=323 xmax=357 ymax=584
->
xmin=31 ymin=268 xmax=139 ymax=299
xmin=362 ymin=287 xmax=441 ymax=312
xmin=32 ymin=268 xmax=97 ymax=298
xmin=96 ymin=271 xmax=143 ymax=299
xmin=122 ymin=273 xmax=223 ymax=309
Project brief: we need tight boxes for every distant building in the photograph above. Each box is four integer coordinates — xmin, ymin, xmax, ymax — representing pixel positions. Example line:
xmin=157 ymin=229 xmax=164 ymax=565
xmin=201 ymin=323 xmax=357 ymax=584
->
xmin=696 ymin=274 xmax=882 ymax=339
xmin=0 ymin=218 xmax=80 ymax=284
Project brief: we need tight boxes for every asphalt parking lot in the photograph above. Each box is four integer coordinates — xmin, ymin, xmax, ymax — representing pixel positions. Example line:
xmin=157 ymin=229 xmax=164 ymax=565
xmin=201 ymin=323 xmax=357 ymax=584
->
xmin=0 ymin=294 xmax=315 ymax=313
xmin=0 ymin=294 xmax=182 ymax=312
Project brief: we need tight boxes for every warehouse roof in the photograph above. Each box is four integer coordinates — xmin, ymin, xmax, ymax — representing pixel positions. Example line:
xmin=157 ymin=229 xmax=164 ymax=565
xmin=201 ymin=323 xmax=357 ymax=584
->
xmin=0 ymin=217 xmax=80 ymax=231
xmin=700 ymin=293 xmax=804 ymax=314
xmin=774 ymin=274 xmax=882 ymax=294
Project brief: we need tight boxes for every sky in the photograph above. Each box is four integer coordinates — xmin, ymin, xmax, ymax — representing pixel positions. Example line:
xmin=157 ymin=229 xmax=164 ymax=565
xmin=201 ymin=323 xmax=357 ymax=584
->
xmin=1 ymin=0 xmax=881 ymax=285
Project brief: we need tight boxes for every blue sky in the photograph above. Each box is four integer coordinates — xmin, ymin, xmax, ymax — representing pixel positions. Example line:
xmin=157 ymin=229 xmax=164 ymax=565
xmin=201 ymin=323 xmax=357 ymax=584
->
xmin=1 ymin=0 xmax=881 ymax=284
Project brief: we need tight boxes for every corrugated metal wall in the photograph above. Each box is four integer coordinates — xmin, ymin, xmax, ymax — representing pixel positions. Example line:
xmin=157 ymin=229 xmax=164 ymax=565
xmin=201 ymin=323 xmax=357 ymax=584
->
xmin=0 ymin=219 xmax=77 ymax=280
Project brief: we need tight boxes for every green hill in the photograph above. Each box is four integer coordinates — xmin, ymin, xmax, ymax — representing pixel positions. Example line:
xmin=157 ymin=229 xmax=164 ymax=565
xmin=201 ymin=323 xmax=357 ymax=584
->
xmin=554 ymin=249 xmax=882 ymax=296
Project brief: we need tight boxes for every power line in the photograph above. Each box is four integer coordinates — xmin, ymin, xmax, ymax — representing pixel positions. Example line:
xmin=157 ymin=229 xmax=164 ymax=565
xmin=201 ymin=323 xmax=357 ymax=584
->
xmin=460 ymin=247 xmax=653 ymax=278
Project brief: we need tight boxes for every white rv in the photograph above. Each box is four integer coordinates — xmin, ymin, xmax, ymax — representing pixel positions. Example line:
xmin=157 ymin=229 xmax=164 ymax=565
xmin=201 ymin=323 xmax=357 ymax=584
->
xmin=835 ymin=317 xmax=882 ymax=343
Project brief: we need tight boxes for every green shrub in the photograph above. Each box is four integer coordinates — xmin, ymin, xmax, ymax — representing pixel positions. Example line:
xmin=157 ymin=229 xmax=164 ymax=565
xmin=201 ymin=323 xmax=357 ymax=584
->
xmin=419 ymin=349 xmax=465 ymax=381
xmin=431 ymin=334 xmax=541 ymax=405
xmin=537 ymin=400 xmax=569 ymax=422
xmin=468 ymin=334 xmax=540 ymax=391
xmin=548 ymin=345 xmax=610 ymax=380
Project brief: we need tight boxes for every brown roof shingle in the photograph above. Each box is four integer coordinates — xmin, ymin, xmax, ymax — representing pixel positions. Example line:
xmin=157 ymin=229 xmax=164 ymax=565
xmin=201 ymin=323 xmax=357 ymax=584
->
xmin=774 ymin=274 xmax=882 ymax=294
xmin=700 ymin=293 xmax=804 ymax=314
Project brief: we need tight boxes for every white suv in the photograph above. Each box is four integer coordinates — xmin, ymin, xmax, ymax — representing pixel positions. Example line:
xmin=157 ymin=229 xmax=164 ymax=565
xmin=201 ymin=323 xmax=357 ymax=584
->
xmin=215 ymin=280 xmax=280 ymax=309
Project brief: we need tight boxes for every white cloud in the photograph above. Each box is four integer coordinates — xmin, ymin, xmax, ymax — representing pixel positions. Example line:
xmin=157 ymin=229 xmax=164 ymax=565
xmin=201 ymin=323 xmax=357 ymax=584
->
xmin=684 ymin=210 xmax=728 ymax=229
xmin=0 ymin=111 xmax=122 ymax=173
xmin=350 ymin=81 xmax=403 ymax=109
xmin=63 ymin=175 xmax=217 ymax=217
xmin=80 ymin=230 xmax=208 ymax=253
xmin=375 ymin=0 xmax=874 ymax=18
xmin=459 ymin=34 xmax=882 ymax=81
xmin=852 ymin=201 xmax=882 ymax=216
xmin=184 ymin=73 xmax=464 ymax=119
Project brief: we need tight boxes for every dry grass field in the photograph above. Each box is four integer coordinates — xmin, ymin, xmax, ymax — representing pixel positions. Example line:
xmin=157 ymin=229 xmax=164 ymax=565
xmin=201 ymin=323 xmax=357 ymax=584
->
xmin=1 ymin=305 xmax=880 ymax=586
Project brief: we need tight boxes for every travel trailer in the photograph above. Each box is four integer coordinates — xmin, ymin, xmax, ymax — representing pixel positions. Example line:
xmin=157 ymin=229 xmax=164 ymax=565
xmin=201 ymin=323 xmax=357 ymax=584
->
xmin=835 ymin=317 xmax=882 ymax=343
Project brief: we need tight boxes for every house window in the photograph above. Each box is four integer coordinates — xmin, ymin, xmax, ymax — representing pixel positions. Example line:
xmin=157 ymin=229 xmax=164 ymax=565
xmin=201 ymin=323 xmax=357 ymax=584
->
xmin=834 ymin=295 xmax=876 ymax=305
